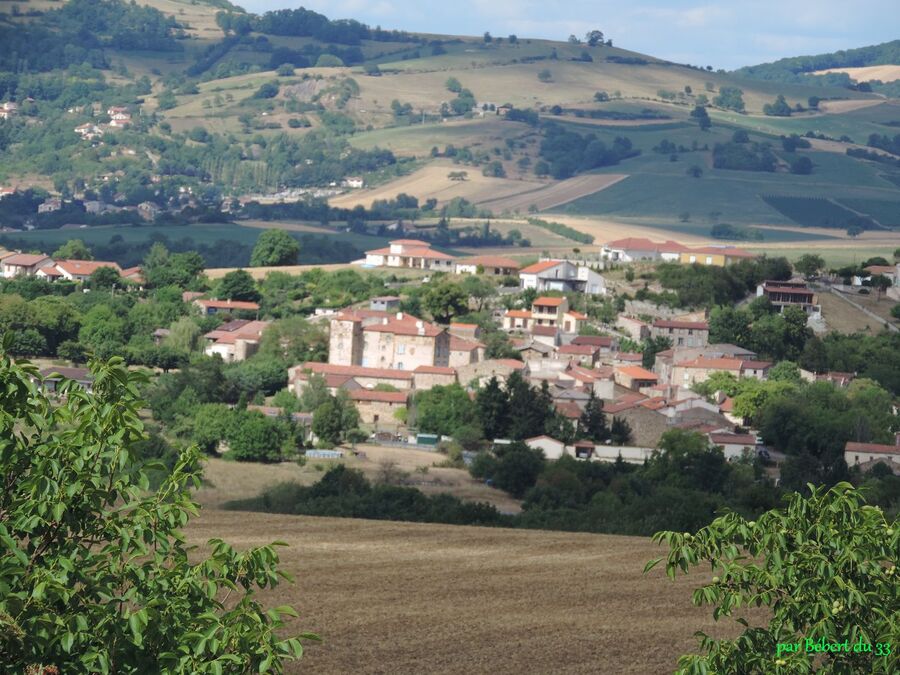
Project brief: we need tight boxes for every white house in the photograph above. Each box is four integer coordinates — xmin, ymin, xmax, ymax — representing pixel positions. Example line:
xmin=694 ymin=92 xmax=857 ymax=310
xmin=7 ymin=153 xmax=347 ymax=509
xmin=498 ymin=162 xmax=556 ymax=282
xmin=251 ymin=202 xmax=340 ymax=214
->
xmin=518 ymin=259 xmax=606 ymax=295
xmin=1 ymin=253 xmax=54 ymax=278
xmin=342 ymin=176 xmax=365 ymax=188
xmin=708 ymin=432 xmax=758 ymax=461
xmin=455 ymin=255 xmax=520 ymax=276
xmin=53 ymin=259 xmax=122 ymax=283
xmin=844 ymin=440 xmax=900 ymax=472
xmin=203 ymin=319 xmax=270 ymax=362
xmin=364 ymin=239 xmax=454 ymax=271
xmin=601 ymin=237 xmax=687 ymax=263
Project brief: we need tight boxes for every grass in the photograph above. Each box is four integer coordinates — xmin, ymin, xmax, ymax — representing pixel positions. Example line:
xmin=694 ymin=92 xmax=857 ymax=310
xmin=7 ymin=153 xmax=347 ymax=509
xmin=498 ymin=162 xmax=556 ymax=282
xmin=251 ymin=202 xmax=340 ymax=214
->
xmin=836 ymin=198 xmax=900 ymax=227
xmin=761 ymin=196 xmax=862 ymax=229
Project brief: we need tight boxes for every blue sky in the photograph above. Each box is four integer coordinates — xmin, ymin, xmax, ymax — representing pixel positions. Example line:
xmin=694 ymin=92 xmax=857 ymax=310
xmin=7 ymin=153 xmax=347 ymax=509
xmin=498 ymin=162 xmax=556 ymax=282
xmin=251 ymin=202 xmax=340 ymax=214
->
xmin=239 ymin=0 xmax=900 ymax=70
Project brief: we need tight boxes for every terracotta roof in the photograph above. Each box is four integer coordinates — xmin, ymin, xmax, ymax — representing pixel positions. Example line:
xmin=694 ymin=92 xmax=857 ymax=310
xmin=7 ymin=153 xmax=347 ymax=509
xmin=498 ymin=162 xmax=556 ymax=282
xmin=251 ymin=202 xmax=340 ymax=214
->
xmin=3 ymin=253 xmax=49 ymax=267
xmin=403 ymin=247 xmax=454 ymax=260
xmin=762 ymin=285 xmax=814 ymax=294
xmin=741 ymin=360 xmax=772 ymax=370
xmin=459 ymin=255 xmax=520 ymax=269
xmin=555 ymin=401 xmax=583 ymax=419
xmin=845 ymin=441 xmax=900 ymax=455
xmin=676 ymin=357 xmax=744 ymax=370
xmin=39 ymin=267 xmax=63 ymax=277
xmin=519 ymin=260 xmax=564 ymax=274
xmin=390 ymin=239 xmax=430 ymax=246
xmin=652 ymin=319 xmax=709 ymax=330
xmin=566 ymin=310 xmax=588 ymax=320
xmin=572 ymin=335 xmax=614 ymax=348
xmin=615 ymin=352 xmax=644 ymax=362
xmin=719 ymin=397 xmax=734 ymax=412
xmin=363 ymin=315 xmax=444 ymax=337
xmin=494 ymin=359 xmax=526 ymax=369
xmin=414 ymin=365 xmax=456 ymax=375
xmin=533 ymin=297 xmax=565 ymax=307
xmin=505 ymin=310 xmax=531 ymax=319
xmin=531 ymin=325 xmax=559 ymax=337
xmin=449 ymin=322 xmax=478 ymax=329
xmin=195 ymin=299 xmax=260 ymax=311
xmin=297 ymin=362 xmax=414 ymax=380
xmin=348 ymin=389 xmax=408 ymax=403
xmin=639 ymin=398 xmax=668 ymax=410
xmin=864 ymin=265 xmax=897 ymax=275
xmin=710 ymin=433 xmax=757 ymax=446
xmin=559 ymin=344 xmax=598 ymax=355
xmin=366 ymin=247 xmax=392 ymax=255
xmin=617 ymin=365 xmax=658 ymax=381
xmin=449 ymin=336 xmax=484 ymax=351
xmin=120 ymin=266 xmax=143 ymax=279
xmin=55 ymin=259 xmax=121 ymax=276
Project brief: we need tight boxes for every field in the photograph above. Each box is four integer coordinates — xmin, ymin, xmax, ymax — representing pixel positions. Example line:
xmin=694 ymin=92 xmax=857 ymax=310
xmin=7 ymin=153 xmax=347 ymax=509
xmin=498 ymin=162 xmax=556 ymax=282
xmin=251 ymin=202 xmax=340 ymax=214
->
xmin=813 ymin=65 xmax=900 ymax=83
xmin=836 ymin=198 xmax=900 ymax=227
xmin=817 ymin=292 xmax=886 ymax=336
xmin=761 ymin=196 xmax=863 ymax=229
xmin=187 ymin=453 xmax=759 ymax=674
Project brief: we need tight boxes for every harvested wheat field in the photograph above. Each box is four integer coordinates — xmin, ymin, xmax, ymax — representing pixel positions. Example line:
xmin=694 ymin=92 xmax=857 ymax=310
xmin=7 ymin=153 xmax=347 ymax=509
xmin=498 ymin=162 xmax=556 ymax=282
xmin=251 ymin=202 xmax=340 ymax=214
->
xmin=813 ymin=65 xmax=900 ymax=84
xmin=479 ymin=174 xmax=629 ymax=214
xmin=537 ymin=214 xmax=712 ymax=246
xmin=185 ymin=510 xmax=754 ymax=674
xmin=329 ymin=162 xmax=544 ymax=210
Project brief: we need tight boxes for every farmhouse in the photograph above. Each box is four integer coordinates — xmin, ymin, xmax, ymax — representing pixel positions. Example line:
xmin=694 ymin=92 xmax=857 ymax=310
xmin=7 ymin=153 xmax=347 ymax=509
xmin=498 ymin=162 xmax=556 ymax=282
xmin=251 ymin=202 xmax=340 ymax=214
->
xmin=330 ymin=309 xmax=450 ymax=371
xmin=503 ymin=296 xmax=588 ymax=334
xmin=193 ymin=298 xmax=260 ymax=316
xmin=1 ymin=253 xmax=54 ymax=278
xmin=455 ymin=255 xmax=520 ymax=276
xmin=52 ymin=259 xmax=122 ymax=283
xmin=518 ymin=259 xmax=606 ymax=295
xmin=202 ymin=319 xmax=270 ymax=363
xmin=650 ymin=319 xmax=709 ymax=348
xmin=600 ymin=237 xmax=687 ymax=262
xmin=709 ymin=432 xmax=758 ymax=461
xmin=348 ymin=389 xmax=408 ymax=425
xmin=364 ymin=239 xmax=454 ymax=271
xmin=756 ymin=280 xmax=819 ymax=314
xmin=670 ymin=356 xmax=771 ymax=387
xmin=614 ymin=365 xmax=659 ymax=391
xmin=289 ymin=362 xmax=414 ymax=394
xmin=679 ymin=246 xmax=757 ymax=267
xmin=844 ymin=439 xmax=900 ymax=473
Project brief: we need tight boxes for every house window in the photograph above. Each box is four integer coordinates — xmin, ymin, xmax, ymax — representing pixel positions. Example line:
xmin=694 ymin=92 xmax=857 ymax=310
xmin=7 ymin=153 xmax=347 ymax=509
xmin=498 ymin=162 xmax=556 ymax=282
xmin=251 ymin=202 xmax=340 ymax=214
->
xmin=373 ymin=414 xmax=379 ymax=423
xmin=706 ymin=256 xmax=713 ymax=265
xmin=688 ymin=329 xmax=693 ymax=335
xmin=689 ymin=255 xmax=696 ymax=263
xmin=677 ymin=337 xmax=684 ymax=345
xmin=396 ymin=344 xmax=405 ymax=354
xmin=397 ymin=361 xmax=404 ymax=369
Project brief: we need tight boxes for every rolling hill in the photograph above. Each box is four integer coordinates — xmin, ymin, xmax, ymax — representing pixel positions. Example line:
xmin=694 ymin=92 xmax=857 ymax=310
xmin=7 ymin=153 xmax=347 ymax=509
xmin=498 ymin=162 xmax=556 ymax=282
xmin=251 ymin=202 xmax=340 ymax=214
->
xmin=1 ymin=0 xmax=899 ymax=261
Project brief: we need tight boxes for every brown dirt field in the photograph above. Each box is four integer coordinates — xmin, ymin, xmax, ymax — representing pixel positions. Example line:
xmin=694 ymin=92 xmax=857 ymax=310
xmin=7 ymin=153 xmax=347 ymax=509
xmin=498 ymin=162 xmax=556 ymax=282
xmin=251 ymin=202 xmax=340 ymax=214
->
xmin=329 ymin=161 xmax=545 ymax=210
xmin=240 ymin=220 xmax=335 ymax=234
xmin=185 ymin=510 xmax=758 ymax=674
xmin=813 ymin=66 xmax=900 ymax=84
xmin=817 ymin=292 xmax=883 ymax=336
xmin=807 ymin=137 xmax=900 ymax=159
xmin=479 ymin=174 xmax=629 ymax=214
xmin=816 ymin=98 xmax=887 ymax=114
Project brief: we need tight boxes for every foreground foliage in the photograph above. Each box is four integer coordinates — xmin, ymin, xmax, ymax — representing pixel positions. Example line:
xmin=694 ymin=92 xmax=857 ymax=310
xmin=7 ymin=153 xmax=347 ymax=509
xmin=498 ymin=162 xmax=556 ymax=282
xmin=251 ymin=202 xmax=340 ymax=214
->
xmin=0 ymin=347 xmax=316 ymax=672
xmin=647 ymin=483 xmax=899 ymax=674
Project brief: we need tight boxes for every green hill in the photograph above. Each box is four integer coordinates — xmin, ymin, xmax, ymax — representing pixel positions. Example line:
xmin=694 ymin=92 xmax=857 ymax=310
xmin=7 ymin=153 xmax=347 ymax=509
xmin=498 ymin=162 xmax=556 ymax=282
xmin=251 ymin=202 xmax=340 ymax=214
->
xmin=1 ymin=0 xmax=899 ymax=251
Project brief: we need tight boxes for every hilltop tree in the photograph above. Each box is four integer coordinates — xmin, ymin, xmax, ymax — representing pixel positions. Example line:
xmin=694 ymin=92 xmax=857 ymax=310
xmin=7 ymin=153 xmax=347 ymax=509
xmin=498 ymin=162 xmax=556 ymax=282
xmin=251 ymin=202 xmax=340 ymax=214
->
xmin=250 ymin=229 xmax=301 ymax=267
xmin=585 ymin=30 xmax=604 ymax=46
xmin=52 ymin=238 xmax=93 ymax=260
xmin=0 ymin=349 xmax=315 ymax=672
xmin=646 ymin=483 xmax=898 ymax=674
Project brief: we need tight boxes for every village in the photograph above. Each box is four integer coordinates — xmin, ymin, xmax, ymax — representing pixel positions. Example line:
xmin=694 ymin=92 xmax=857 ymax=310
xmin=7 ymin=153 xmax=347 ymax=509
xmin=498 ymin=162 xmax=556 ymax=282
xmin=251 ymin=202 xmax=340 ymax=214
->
xmin=6 ymin=233 xmax=898 ymax=480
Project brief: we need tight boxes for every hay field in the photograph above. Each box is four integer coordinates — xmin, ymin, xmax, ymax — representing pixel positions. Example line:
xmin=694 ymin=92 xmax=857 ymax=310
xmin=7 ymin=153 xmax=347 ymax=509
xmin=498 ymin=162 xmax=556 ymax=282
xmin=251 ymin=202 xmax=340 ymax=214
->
xmin=329 ymin=161 xmax=544 ymax=209
xmin=813 ymin=66 xmax=900 ymax=84
xmin=536 ymin=214 xmax=713 ymax=246
xmin=185 ymin=510 xmax=755 ymax=674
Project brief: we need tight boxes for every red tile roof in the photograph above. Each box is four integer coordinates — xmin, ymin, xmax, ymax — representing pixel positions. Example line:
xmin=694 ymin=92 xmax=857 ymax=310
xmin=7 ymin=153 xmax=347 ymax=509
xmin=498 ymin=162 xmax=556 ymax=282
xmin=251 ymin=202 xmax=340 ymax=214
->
xmin=414 ymin=365 xmax=456 ymax=375
xmin=348 ymin=389 xmax=408 ymax=403
xmin=450 ymin=336 xmax=484 ymax=351
xmin=617 ymin=365 xmax=658 ymax=381
xmin=297 ymin=362 xmax=414 ymax=380
xmin=845 ymin=441 xmax=900 ymax=455
xmin=675 ymin=357 xmax=744 ymax=370
xmin=615 ymin=352 xmax=644 ymax=362
xmin=363 ymin=315 xmax=444 ymax=337
xmin=572 ymin=335 xmax=614 ymax=348
xmin=390 ymin=239 xmax=430 ymax=246
xmin=55 ymin=259 xmax=121 ymax=276
xmin=519 ymin=260 xmax=564 ymax=274
xmin=505 ymin=310 xmax=531 ymax=319
xmin=534 ymin=297 xmax=565 ymax=307
xmin=559 ymin=344 xmax=598 ymax=355
xmin=566 ymin=310 xmax=588 ymax=320
xmin=555 ymin=401 xmax=583 ymax=419
xmin=403 ymin=247 xmax=454 ymax=260
xmin=494 ymin=359 xmax=526 ymax=369
xmin=3 ymin=253 xmax=50 ymax=267
xmin=531 ymin=325 xmax=559 ymax=337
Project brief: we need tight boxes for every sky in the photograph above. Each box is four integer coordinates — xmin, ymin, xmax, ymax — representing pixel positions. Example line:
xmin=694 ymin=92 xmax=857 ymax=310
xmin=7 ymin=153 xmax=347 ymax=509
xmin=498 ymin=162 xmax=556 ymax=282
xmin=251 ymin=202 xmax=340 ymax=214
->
xmin=240 ymin=0 xmax=900 ymax=70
